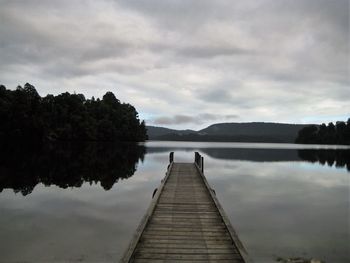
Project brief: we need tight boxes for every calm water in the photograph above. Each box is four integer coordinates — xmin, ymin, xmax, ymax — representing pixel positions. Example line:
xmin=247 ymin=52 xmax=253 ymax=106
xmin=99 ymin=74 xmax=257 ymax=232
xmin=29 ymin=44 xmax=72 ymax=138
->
xmin=0 ymin=141 xmax=349 ymax=263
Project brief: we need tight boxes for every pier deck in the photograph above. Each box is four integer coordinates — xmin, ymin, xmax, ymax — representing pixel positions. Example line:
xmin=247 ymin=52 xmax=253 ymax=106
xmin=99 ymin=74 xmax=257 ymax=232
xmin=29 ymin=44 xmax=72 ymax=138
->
xmin=122 ymin=152 xmax=249 ymax=263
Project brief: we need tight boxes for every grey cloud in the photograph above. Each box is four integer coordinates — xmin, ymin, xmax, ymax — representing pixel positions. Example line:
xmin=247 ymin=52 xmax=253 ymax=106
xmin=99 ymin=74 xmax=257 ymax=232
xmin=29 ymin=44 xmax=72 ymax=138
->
xmin=199 ymin=88 xmax=233 ymax=104
xmin=152 ymin=113 xmax=239 ymax=126
xmin=115 ymin=0 xmax=219 ymax=25
xmin=224 ymin=114 xmax=239 ymax=120
xmin=177 ymin=45 xmax=251 ymax=59
xmin=0 ymin=2 xmax=150 ymax=78
xmin=197 ymin=114 xmax=220 ymax=121
xmin=198 ymin=113 xmax=239 ymax=121
xmin=154 ymin=115 xmax=197 ymax=125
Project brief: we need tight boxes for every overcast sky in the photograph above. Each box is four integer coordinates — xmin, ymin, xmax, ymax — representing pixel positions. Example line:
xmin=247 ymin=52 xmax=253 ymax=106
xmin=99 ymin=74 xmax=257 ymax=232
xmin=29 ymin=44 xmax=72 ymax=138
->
xmin=0 ymin=0 xmax=349 ymax=129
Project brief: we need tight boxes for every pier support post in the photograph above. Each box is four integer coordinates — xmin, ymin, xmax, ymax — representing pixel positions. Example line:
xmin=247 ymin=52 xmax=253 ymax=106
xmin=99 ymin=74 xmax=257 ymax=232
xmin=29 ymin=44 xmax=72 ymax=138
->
xmin=169 ymin=152 xmax=174 ymax=163
xmin=201 ymin=156 xmax=204 ymax=173
xmin=194 ymin=152 xmax=204 ymax=173
xmin=195 ymin=152 xmax=199 ymax=166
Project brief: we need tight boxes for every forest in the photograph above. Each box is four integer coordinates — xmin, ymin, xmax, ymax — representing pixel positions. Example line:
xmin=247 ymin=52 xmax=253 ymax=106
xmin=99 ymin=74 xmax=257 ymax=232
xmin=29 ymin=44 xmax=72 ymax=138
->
xmin=0 ymin=83 xmax=147 ymax=142
xmin=295 ymin=120 xmax=350 ymax=145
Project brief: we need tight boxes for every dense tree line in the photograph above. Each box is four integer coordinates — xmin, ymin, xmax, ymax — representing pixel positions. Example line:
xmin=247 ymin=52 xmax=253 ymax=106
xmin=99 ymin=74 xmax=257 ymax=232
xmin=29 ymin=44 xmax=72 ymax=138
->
xmin=0 ymin=83 xmax=147 ymax=142
xmin=295 ymin=119 xmax=350 ymax=145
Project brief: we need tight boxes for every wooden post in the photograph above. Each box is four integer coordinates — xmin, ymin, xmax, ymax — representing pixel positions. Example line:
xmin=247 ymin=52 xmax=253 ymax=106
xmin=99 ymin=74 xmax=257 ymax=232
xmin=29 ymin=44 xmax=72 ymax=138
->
xmin=169 ymin=152 xmax=174 ymax=163
xmin=194 ymin=152 xmax=204 ymax=173
xmin=201 ymin=156 xmax=204 ymax=173
xmin=195 ymin=152 xmax=200 ymax=166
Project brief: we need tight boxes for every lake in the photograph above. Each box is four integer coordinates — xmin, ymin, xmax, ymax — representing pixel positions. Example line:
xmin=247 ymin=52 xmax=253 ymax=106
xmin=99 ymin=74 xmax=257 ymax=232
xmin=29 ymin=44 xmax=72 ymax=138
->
xmin=0 ymin=141 xmax=349 ymax=263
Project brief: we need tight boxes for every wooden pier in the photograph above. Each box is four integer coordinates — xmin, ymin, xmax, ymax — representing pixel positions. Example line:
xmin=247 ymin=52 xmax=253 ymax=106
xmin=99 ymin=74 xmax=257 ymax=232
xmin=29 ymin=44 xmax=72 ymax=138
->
xmin=121 ymin=152 xmax=250 ymax=263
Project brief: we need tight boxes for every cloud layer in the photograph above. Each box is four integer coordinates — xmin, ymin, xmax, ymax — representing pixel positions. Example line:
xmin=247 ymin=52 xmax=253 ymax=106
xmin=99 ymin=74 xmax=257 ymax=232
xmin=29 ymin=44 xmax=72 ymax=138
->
xmin=153 ymin=113 xmax=239 ymax=126
xmin=0 ymin=0 xmax=348 ymax=129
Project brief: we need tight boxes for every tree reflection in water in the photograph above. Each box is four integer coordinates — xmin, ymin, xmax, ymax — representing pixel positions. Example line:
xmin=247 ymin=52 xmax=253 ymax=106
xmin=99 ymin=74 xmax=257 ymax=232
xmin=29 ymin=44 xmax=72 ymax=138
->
xmin=0 ymin=142 xmax=146 ymax=195
xmin=298 ymin=149 xmax=350 ymax=171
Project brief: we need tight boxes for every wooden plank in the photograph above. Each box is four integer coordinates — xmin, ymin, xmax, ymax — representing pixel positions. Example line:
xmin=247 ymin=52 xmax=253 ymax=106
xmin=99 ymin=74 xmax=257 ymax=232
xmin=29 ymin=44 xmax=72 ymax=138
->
xmin=156 ymin=204 xmax=215 ymax=207
xmin=140 ymin=239 xmax=235 ymax=245
xmin=140 ymin=235 xmax=232 ymax=241
xmin=143 ymin=228 xmax=227 ymax=235
xmin=146 ymin=226 xmax=226 ymax=231
xmin=153 ymin=209 xmax=218 ymax=213
xmin=152 ymin=214 xmax=220 ymax=219
xmin=147 ymin=224 xmax=226 ymax=229
xmin=157 ymin=202 xmax=213 ymax=205
xmin=139 ymin=243 xmax=234 ymax=249
xmin=134 ymin=253 xmax=242 ymax=260
xmin=158 ymin=199 xmax=213 ymax=203
xmin=149 ymin=219 xmax=224 ymax=225
xmin=143 ymin=232 xmax=230 ymax=238
xmin=136 ymin=248 xmax=237 ymax=254
xmin=134 ymin=260 xmax=241 ymax=263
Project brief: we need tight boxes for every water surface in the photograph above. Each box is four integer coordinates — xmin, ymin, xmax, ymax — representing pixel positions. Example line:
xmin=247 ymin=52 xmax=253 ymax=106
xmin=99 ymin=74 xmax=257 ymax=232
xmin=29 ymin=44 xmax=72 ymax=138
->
xmin=0 ymin=141 xmax=349 ymax=262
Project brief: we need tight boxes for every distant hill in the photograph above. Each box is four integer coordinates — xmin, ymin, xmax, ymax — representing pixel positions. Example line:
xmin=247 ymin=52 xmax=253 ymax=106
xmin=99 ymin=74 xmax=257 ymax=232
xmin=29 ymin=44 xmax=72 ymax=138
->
xmin=146 ymin=126 xmax=196 ymax=138
xmin=199 ymin=122 xmax=306 ymax=137
xmin=146 ymin=122 xmax=310 ymax=143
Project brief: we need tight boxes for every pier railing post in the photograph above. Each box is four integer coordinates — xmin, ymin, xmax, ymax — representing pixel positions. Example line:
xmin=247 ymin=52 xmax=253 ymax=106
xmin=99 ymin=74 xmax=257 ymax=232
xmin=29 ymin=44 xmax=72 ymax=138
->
xmin=169 ymin=152 xmax=174 ymax=163
xmin=195 ymin=152 xmax=199 ymax=166
xmin=201 ymin=156 xmax=204 ymax=173
xmin=194 ymin=152 xmax=204 ymax=173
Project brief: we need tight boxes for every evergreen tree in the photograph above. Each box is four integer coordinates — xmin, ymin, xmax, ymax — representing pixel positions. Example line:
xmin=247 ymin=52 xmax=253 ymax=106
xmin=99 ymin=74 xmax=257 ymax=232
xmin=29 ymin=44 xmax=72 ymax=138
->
xmin=0 ymin=84 xmax=148 ymax=142
xmin=296 ymin=120 xmax=350 ymax=145
xmin=295 ymin=125 xmax=318 ymax=144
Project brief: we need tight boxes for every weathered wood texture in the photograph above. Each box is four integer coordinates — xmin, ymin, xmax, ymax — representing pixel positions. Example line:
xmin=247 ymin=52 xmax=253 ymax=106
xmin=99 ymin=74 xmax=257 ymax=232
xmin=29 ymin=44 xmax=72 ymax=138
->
xmin=121 ymin=153 xmax=249 ymax=263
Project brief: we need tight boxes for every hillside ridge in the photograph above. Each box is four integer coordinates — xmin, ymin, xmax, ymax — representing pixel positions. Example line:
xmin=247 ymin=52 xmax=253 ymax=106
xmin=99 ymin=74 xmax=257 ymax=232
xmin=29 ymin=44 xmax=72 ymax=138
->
xmin=147 ymin=122 xmax=310 ymax=143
